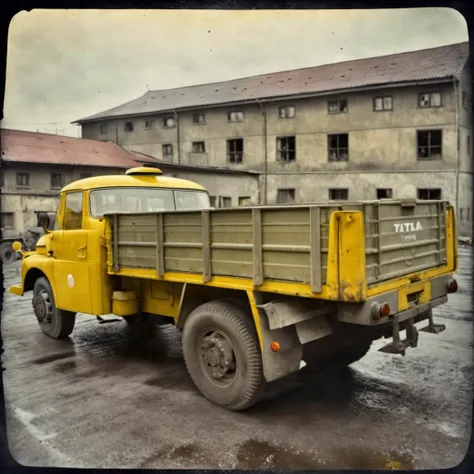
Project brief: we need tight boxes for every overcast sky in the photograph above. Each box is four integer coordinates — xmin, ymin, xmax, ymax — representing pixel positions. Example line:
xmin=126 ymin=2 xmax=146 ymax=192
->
xmin=1 ymin=8 xmax=469 ymax=137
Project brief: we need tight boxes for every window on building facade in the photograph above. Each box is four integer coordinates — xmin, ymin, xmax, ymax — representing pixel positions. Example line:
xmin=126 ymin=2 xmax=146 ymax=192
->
xmin=328 ymin=99 xmax=348 ymax=114
xmin=124 ymin=121 xmax=134 ymax=132
xmin=162 ymin=144 xmax=173 ymax=158
xmin=227 ymin=111 xmax=244 ymax=122
xmin=219 ymin=196 xmax=232 ymax=208
xmin=145 ymin=120 xmax=152 ymax=130
xmin=419 ymin=92 xmax=442 ymax=108
xmin=209 ymin=196 xmax=217 ymax=208
xmin=277 ymin=188 xmax=296 ymax=204
xmin=1 ymin=212 xmax=14 ymax=228
xmin=373 ymin=96 xmax=393 ymax=111
xmin=16 ymin=172 xmax=29 ymax=187
xmin=460 ymin=208 xmax=464 ymax=221
xmin=163 ymin=116 xmax=176 ymax=128
xmin=193 ymin=113 xmax=206 ymax=124
xmin=100 ymin=124 xmax=108 ymax=135
xmin=80 ymin=172 xmax=93 ymax=179
xmin=377 ymin=188 xmax=393 ymax=199
xmin=0 ymin=172 xmax=3 ymax=187
xmin=51 ymin=173 xmax=63 ymax=189
xmin=417 ymin=130 xmax=442 ymax=160
xmin=192 ymin=141 xmax=206 ymax=153
xmin=328 ymin=133 xmax=349 ymax=161
xmin=238 ymin=196 xmax=252 ymax=206
xmin=417 ymin=188 xmax=442 ymax=200
xmin=227 ymin=139 xmax=244 ymax=163
xmin=64 ymin=191 xmax=83 ymax=230
xmin=276 ymin=136 xmax=296 ymax=162
xmin=329 ymin=188 xmax=349 ymax=200
xmin=278 ymin=106 xmax=295 ymax=119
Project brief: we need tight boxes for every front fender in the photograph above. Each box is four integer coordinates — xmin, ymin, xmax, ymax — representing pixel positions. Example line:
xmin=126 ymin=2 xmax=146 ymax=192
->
xmin=8 ymin=254 xmax=55 ymax=297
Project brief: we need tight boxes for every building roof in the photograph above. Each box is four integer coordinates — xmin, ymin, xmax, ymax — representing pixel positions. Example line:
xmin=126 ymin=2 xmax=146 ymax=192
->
xmin=0 ymin=128 xmax=158 ymax=168
xmin=74 ymin=41 xmax=469 ymax=124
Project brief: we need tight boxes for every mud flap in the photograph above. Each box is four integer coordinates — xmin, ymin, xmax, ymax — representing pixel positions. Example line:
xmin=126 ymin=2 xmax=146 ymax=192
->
xmin=419 ymin=309 xmax=446 ymax=334
xmin=378 ymin=316 xmax=419 ymax=357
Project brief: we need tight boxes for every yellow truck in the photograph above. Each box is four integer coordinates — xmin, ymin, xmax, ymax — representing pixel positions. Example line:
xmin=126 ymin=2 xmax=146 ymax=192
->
xmin=9 ymin=166 xmax=459 ymax=411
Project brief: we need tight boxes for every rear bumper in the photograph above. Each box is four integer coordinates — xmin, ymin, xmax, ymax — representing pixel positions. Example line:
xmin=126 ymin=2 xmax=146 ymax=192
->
xmin=337 ymin=273 xmax=453 ymax=326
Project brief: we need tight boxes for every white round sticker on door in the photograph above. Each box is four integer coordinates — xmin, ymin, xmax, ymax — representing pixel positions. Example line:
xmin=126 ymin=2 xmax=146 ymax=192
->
xmin=67 ymin=274 xmax=75 ymax=288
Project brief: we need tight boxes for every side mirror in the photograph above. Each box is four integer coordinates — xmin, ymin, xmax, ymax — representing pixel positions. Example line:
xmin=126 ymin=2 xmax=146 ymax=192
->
xmin=37 ymin=212 xmax=51 ymax=231
xmin=12 ymin=241 xmax=22 ymax=253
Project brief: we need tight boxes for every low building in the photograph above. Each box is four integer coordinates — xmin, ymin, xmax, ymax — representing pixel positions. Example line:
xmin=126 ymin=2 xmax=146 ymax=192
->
xmin=74 ymin=41 xmax=473 ymax=235
xmin=0 ymin=129 xmax=259 ymax=239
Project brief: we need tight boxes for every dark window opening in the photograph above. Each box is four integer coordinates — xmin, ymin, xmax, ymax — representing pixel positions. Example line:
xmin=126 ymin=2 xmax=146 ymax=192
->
xmin=460 ymin=208 xmax=464 ymax=221
xmin=417 ymin=188 xmax=442 ymax=200
xmin=0 ymin=172 xmax=3 ymax=187
xmin=193 ymin=113 xmax=206 ymax=124
xmin=124 ymin=122 xmax=134 ymax=132
xmin=377 ymin=188 xmax=393 ymax=199
xmin=328 ymin=133 xmax=349 ymax=161
xmin=80 ymin=173 xmax=93 ymax=179
xmin=51 ymin=173 xmax=63 ymax=189
xmin=1 ymin=213 xmax=14 ymax=228
xmin=278 ymin=106 xmax=295 ymax=118
xmin=373 ymin=96 xmax=393 ymax=111
xmin=162 ymin=144 xmax=173 ymax=157
xmin=227 ymin=139 xmax=244 ymax=163
xmin=239 ymin=196 xmax=252 ymax=206
xmin=100 ymin=124 xmax=108 ymax=134
xmin=192 ymin=141 xmax=205 ymax=153
xmin=329 ymin=188 xmax=349 ymax=200
xmin=419 ymin=92 xmax=442 ymax=108
xmin=462 ymin=91 xmax=470 ymax=110
xmin=16 ymin=173 xmax=30 ymax=187
xmin=277 ymin=136 xmax=296 ymax=162
xmin=328 ymin=99 xmax=348 ymax=114
xmin=145 ymin=120 xmax=152 ymax=130
xmin=219 ymin=196 xmax=232 ymax=208
xmin=209 ymin=196 xmax=217 ymax=208
xmin=417 ymin=130 xmax=442 ymax=160
xmin=277 ymin=188 xmax=296 ymax=203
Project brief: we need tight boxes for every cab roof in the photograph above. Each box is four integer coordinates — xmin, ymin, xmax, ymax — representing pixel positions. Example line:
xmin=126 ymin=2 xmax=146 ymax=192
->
xmin=60 ymin=167 xmax=207 ymax=193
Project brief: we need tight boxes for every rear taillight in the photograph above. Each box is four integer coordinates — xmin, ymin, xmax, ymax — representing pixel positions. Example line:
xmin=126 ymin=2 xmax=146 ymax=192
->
xmin=371 ymin=302 xmax=391 ymax=320
xmin=447 ymin=279 xmax=458 ymax=294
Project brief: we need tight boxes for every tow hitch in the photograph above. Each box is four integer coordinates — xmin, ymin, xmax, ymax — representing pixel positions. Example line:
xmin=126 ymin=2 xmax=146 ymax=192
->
xmin=379 ymin=316 xmax=419 ymax=356
xmin=420 ymin=309 xmax=446 ymax=334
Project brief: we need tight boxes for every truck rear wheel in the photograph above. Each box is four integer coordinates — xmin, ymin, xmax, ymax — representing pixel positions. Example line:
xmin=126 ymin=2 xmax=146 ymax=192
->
xmin=0 ymin=242 xmax=17 ymax=264
xmin=33 ymin=277 xmax=76 ymax=339
xmin=182 ymin=300 xmax=265 ymax=411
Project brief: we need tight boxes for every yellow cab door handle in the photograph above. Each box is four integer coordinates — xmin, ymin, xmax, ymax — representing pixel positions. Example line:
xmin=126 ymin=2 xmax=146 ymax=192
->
xmin=78 ymin=246 xmax=87 ymax=259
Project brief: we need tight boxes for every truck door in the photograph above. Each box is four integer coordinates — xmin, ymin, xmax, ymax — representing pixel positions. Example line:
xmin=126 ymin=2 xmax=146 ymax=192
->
xmin=51 ymin=191 xmax=93 ymax=314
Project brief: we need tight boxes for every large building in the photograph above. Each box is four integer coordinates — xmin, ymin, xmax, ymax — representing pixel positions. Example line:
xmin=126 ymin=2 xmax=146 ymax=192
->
xmin=74 ymin=42 xmax=473 ymax=235
xmin=0 ymin=129 xmax=259 ymax=239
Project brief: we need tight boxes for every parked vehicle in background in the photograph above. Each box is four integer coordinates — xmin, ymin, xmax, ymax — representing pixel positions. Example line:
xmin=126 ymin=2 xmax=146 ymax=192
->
xmin=9 ymin=167 xmax=459 ymax=411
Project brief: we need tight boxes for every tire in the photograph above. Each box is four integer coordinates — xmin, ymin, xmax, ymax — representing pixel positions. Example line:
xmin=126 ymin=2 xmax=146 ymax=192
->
xmin=182 ymin=300 xmax=265 ymax=411
xmin=332 ymin=340 xmax=372 ymax=368
xmin=123 ymin=313 xmax=147 ymax=326
xmin=0 ymin=242 xmax=17 ymax=264
xmin=33 ymin=277 xmax=76 ymax=339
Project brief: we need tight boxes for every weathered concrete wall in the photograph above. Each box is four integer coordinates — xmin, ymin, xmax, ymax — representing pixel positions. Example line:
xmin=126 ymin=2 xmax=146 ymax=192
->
xmin=82 ymin=83 xmax=457 ymax=171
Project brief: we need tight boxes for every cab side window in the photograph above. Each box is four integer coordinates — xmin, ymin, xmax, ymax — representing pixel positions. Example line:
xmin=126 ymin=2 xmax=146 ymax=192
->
xmin=63 ymin=192 xmax=83 ymax=230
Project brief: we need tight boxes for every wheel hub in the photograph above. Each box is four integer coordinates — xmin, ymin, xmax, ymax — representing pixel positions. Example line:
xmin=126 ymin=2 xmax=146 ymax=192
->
xmin=32 ymin=293 xmax=52 ymax=324
xmin=200 ymin=333 xmax=236 ymax=380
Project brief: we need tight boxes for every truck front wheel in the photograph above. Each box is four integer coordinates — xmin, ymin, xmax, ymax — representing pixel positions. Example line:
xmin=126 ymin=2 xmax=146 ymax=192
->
xmin=33 ymin=277 xmax=76 ymax=339
xmin=182 ymin=300 xmax=266 ymax=411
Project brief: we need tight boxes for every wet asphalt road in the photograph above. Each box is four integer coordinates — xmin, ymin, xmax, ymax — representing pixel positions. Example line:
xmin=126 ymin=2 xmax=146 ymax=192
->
xmin=1 ymin=246 xmax=473 ymax=469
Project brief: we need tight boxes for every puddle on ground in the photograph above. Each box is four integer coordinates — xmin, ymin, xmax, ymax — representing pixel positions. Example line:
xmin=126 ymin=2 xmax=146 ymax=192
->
xmin=139 ymin=443 xmax=218 ymax=468
xmin=235 ymin=439 xmax=415 ymax=470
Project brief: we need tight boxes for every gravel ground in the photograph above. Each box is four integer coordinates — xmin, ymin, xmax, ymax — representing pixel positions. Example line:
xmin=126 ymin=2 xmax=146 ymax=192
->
xmin=1 ymin=245 xmax=472 ymax=469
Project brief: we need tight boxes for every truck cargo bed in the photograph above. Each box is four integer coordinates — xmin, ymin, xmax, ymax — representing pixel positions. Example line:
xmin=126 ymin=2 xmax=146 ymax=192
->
xmin=107 ymin=200 xmax=449 ymax=292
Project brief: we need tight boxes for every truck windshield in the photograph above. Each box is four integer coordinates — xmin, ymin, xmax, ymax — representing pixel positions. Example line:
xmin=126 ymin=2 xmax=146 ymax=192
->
xmin=89 ymin=187 xmax=210 ymax=217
